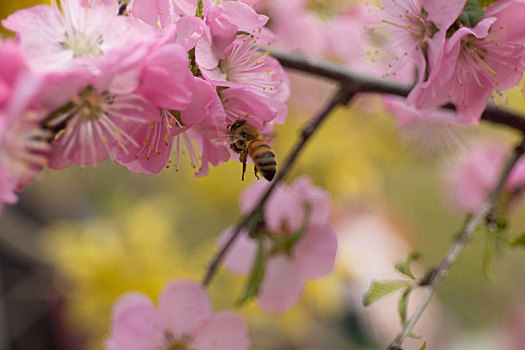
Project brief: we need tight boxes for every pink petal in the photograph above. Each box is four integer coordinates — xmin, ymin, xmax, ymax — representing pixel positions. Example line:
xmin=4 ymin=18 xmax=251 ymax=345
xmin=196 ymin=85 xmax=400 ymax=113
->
xmin=265 ymin=185 xmax=305 ymax=233
xmin=2 ymin=5 xmax=64 ymax=42
xmin=215 ymin=1 xmax=268 ymax=32
xmin=0 ymin=42 xmax=27 ymax=86
xmin=107 ymin=293 xmax=162 ymax=350
xmin=192 ymin=312 xmax=250 ymax=350
xmin=139 ymin=44 xmax=194 ymax=110
xmin=158 ymin=280 xmax=212 ymax=338
xmin=127 ymin=0 xmax=171 ymax=28
xmin=257 ymin=256 xmax=304 ymax=313
xmin=422 ymin=0 xmax=467 ymax=29
xmin=239 ymin=180 xmax=269 ymax=213
xmin=293 ymin=224 xmax=337 ymax=279
xmin=196 ymin=37 xmax=221 ymax=70
xmin=218 ymin=227 xmax=258 ymax=275
xmin=110 ymin=292 xmax=155 ymax=321
xmin=180 ymin=78 xmax=219 ymax=126
xmin=221 ymin=87 xmax=286 ymax=128
xmin=290 ymin=176 xmax=331 ymax=226
xmin=508 ymin=159 xmax=525 ymax=190
xmin=175 ymin=16 xmax=205 ymax=51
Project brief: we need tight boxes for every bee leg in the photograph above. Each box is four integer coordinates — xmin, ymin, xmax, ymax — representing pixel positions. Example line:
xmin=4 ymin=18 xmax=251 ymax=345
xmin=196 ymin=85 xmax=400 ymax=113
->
xmin=254 ymin=165 xmax=260 ymax=180
xmin=240 ymin=149 xmax=248 ymax=181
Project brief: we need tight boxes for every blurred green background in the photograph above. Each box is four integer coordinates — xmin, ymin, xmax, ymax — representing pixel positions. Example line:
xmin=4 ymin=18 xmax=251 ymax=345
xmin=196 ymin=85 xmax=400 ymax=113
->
xmin=2 ymin=1 xmax=525 ymax=349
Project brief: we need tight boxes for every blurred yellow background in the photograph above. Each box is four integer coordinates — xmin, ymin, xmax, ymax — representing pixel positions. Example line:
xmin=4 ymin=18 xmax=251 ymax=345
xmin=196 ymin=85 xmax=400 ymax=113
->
xmin=3 ymin=1 xmax=525 ymax=350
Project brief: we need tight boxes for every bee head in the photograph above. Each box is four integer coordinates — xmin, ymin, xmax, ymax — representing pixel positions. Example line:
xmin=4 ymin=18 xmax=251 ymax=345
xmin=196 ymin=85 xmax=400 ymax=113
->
xmin=228 ymin=119 xmax=246 ymax=132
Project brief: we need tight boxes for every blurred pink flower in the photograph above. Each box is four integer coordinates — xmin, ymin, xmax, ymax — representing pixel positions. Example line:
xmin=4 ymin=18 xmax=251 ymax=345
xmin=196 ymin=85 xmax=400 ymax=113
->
xmin=383 ymin=95 xmax=471 ymax=153
xmin=220 ymin=176 xmax=337 ymax=313
xmin=446 ymin=140 xmax=525 ymax=212
xmin=411 ymin=1 xmax=525 ymax=122
xmin=107 ymin=279 xmax=250 ymax=350
xmin=0 ymin=41 xmax=86 ymax=211
xmin=336 ymin=211 xmax=440 ymax=346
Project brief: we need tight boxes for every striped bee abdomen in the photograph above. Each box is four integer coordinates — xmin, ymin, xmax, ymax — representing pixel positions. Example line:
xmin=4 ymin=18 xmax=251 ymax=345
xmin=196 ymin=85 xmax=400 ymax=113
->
xmin=248 ymin=139 xmax=276 ymax=181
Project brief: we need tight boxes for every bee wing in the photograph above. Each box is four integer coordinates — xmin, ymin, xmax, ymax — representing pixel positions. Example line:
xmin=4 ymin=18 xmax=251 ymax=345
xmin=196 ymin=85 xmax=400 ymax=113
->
xmin=260 ymin=130 xmax=276 ymax=144
xmin=204 ymin=127 xmax=238 ymax=146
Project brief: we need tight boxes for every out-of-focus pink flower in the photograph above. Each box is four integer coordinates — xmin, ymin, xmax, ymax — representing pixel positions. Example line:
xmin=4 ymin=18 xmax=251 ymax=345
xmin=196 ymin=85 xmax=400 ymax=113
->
xmin=383 ymin=95 xmax=471 ymax=153
xmin=220 ymin=176 xmax=337 ymax=313
xmin=0 ymin=41 xmax=86 ymax=211
xmin=411 ymin=1 xmax=525 ymax=122
xmin=384 ymin=95 xmax=463 ymax=130
xmin=336 ymin=211 xmax=440 ymax=345
xmin=446 ymin=139 xmax=525 ymax=212
xmin=107 ymin=279 xmax=250 ymax=350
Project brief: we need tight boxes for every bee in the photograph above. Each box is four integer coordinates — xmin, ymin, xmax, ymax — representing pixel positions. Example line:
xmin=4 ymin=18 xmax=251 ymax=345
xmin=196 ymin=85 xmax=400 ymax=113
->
xmin=227 ymin=119 xmax=276 ymax=181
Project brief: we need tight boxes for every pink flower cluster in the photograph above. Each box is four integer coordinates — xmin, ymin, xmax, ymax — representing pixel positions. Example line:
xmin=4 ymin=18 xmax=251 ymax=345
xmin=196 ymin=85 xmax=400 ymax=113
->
xmin=107 ymin=279 xmax=250 ymax=350
xmin=220 ymin=176 xmax=337 ymax=313
xmin=446 ymin=139 xmax=525 ymax=212
xmin=0 ymin=0 xmax=289 ymax=208
xmin=374 ymin=0 xmax=525 ymax=123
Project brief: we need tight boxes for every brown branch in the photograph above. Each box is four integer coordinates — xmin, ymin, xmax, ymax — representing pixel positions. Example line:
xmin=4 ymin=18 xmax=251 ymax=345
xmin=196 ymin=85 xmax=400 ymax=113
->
xmin=271 ymin=51 xmax=525 ymax=133
xmin=202 ymin=84 xmax=358 ymax=286
xmin=386 ymin=138 xmax=525 ymax=350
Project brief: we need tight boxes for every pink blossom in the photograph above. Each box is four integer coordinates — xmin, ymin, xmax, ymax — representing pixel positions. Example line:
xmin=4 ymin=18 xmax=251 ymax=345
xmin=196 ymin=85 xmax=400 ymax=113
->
xmin=107 ymin=279 xmax=250 ymax=350
xmin=411 ymin=1 xmax=525 ymax=122
xmin=2 ymin=0 xmax=155 ymax=72
xmin=220 ymin=176 xmax=337 ymax=313
xmin=114 ymin=77 xmax=230 ymax=176
xmin=46 ymin=48 xmax=164 ymax=169
xmin=197 ymin=31 xmax=290 ymax=103
xmin=370 ymin=0 xmax=466 ymax=79
xmin=446 ymin=140 xmax=525 ymax=212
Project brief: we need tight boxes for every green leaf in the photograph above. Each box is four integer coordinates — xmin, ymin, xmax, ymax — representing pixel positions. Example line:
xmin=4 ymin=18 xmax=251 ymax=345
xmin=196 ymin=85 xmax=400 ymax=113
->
xmin=409 ymin=331 xmax=422 ymax=339
xmin=419 ymin=341 xmax=427 ymax=350
xmin=395 ymin=252 xmax=422 ymax=279
xmin=458 ymin=1 xmax=485 ymax=28
xmin=479 ymin=0 xmax=499 ymax=7
xmin=195 ymin=0 xmax=204 ymax=18
xmin=237 ymin=238 xmax=266 ymax=305
xmin=270 ymin=202 xmax=311 ymax=255
xmin=363 ymin=281 xmax=411 ymax=307
xmin=398 ymin=289 xmax=411 ymax=324
xmin=510 ymin=232 xmax=525 ymax=247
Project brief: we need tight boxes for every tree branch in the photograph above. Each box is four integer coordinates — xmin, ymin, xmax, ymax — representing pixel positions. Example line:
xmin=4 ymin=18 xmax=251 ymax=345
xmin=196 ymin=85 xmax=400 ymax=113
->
xmin=386 ymin=138 xmax=525 ymax=350
xmin=271 ymin=51 xmax=525 ymax=133
xmin=202 ymin=84 xmax=358 ymax=286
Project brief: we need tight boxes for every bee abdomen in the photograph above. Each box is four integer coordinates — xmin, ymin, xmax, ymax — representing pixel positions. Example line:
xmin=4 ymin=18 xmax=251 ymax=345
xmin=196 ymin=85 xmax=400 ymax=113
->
xmin=249 ymin=140 xmax=276 ymax=181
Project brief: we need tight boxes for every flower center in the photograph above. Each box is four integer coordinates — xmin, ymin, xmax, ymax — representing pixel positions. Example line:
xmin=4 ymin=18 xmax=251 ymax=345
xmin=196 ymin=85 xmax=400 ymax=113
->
xmin=54 ymin=0 xmax=104 ymax=57
xmin=62 ymin=31 xmax=103 ymax=57
xmin=306 ymin=0 xmax=352 ymax=20
xmin=165 ymin=332 xmax=194 ymax=350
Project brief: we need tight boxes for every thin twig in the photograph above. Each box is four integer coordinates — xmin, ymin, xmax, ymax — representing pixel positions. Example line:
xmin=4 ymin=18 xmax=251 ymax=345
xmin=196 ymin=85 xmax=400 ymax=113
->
xmin=202 ymin=84 xmax=358 ymax=286
xmin=271 ymin=51 xmax=525 ymax=133
xmin=386 ymin=138 xmax=525 ymax=350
